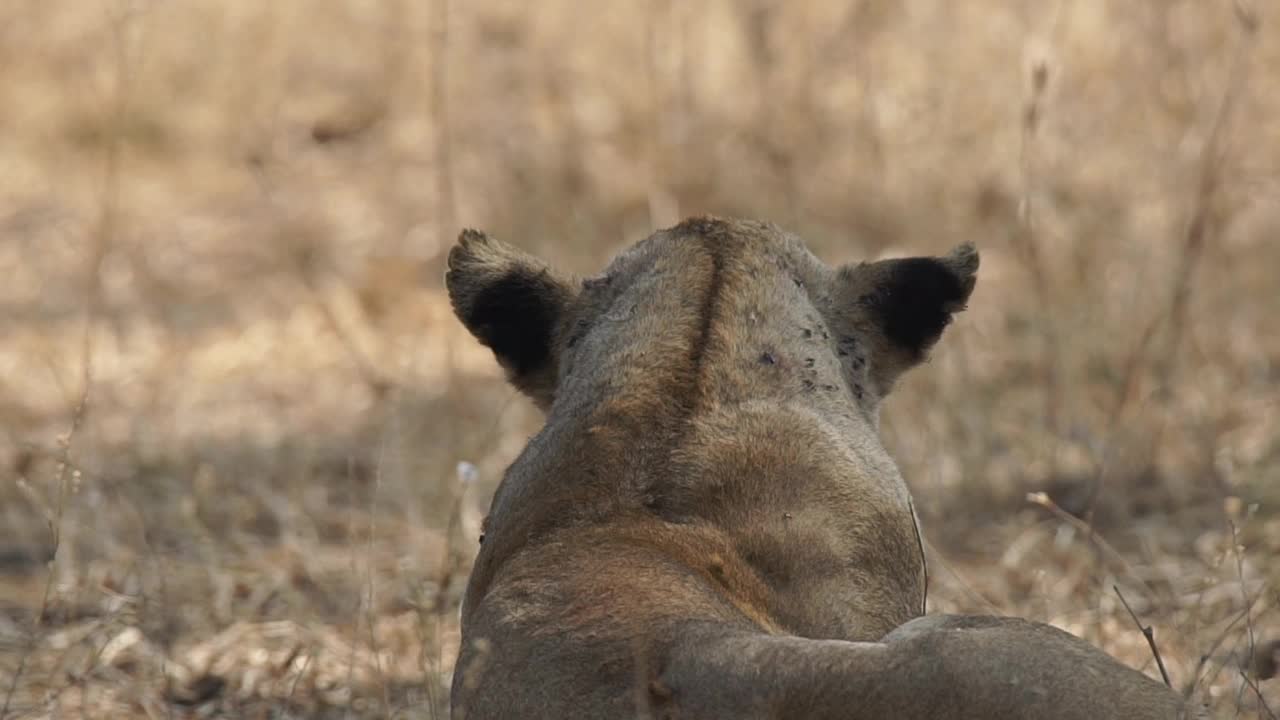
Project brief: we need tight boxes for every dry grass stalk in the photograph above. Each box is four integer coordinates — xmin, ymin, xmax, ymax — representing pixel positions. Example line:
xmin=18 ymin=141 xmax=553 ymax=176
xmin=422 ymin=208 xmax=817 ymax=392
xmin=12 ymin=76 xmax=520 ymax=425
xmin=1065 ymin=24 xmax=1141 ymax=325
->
xmin=1026 ymin=492 xmax=1156 ymax=601
xmin=1161 ymin=0 xmax=1258 ymax=386
xmin=1014 ymin=56 xmax=1062 ymax=441
xmin=1114 ymin=584 xmax=1173 ymax=688
xmin=1084 ymin=0 xmax=1260 ymax=529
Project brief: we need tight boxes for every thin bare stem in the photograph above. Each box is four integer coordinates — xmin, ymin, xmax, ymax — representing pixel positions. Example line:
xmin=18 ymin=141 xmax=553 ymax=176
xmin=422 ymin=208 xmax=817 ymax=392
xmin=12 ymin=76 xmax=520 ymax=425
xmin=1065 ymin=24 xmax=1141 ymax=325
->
xmin=1236 ymin=667 xmax=1277 ymax=720
xmin=921 ymin=537 xmax=1003 ymax=615
xmin=0 ymin=405 xmax=77 ymax=716
xmin=0 ymin=0 xmax=137 ymax=710
xmin=430 ymin=0 xmax=455 ymax=250
xmin=365 ymin=440 xmax=391 ymax=717
xmin=1159 ymin=0 xmax=1256 ymax=389
xmin=296 ymin=268 xmax=396 ymax=398
xmin=1015 ymin=57 xmax=1061 ymax=441
xmin=1026 ymin=492 xmax=1158 ymax=601
xmin=1228 ymin=519 xmax=1259 ymax=718
xmin=1082 ymin=317 xmax=1160 ymax=525
xmin=1188 ymin=598 xmax=1262 ymax=699
xmin=1085 ymin=0 xmax=1258 ymax=528
xmin=343 ymin=456 xmax=361 ymax=718
xmin=429 ymin=0 xmax=469 ymax=497
xmin=1113 ymin=585 xmax=1172 ymax=688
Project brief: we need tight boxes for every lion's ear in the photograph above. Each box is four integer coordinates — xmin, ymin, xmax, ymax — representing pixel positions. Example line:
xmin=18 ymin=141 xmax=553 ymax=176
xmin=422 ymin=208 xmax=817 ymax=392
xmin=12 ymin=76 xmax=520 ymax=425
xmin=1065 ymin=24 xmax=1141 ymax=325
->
xmin=832 ymin=243 xmax=978 ymax=397
xmin=445 ymin=229 xmax=576 ymax=410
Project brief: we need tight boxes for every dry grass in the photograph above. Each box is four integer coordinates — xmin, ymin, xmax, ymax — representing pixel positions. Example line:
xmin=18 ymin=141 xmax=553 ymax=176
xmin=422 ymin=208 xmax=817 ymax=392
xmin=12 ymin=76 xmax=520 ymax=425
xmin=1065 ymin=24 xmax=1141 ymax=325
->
xmin=1 ymin=0 xmax=1277 ymax=717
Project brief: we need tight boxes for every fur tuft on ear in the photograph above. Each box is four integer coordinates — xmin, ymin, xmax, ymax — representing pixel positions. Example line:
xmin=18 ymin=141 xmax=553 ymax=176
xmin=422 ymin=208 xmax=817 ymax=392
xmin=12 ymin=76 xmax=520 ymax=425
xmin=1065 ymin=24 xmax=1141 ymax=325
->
xmin=445 ymin=229 xmax=576 ymax=410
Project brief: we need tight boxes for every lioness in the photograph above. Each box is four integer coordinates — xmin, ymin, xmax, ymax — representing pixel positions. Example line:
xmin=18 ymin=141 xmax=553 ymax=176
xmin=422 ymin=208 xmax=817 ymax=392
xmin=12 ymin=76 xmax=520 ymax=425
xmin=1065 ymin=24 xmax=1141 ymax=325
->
xmin=445 ymin=217 xmax=1203 ymax=719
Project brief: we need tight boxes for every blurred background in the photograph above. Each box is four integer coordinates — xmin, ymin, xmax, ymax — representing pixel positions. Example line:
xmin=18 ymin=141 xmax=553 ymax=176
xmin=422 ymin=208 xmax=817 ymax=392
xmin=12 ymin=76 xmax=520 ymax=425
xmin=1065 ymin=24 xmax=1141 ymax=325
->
xmin=1 ymin=0 xmax=1277 ymax=717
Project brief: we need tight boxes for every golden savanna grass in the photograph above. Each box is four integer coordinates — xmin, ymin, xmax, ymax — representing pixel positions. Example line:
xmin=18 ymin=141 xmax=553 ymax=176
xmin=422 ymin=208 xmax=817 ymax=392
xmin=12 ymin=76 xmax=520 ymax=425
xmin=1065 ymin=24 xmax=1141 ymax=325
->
xmin=1 ymin=0 xmax=1277 ymax=717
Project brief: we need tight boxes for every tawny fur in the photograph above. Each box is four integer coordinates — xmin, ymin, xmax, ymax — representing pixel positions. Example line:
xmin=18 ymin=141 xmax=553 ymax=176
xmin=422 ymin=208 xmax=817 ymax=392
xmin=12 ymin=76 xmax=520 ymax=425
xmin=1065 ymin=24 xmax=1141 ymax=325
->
xmin=445 ymin=217 xmax=1205 ymax=720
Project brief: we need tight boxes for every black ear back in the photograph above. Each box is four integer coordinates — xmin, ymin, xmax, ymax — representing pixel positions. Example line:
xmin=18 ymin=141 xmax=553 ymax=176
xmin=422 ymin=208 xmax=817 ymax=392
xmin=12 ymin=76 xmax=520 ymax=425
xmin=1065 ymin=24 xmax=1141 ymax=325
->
xmin=860 ymin=255 xmax=975 ymax=361
xmin=464 ymin=268 xmax=566 ymax=376
xmin=832 ymin=243 xmax=978 ymax=398
xmin=445 ymin=229 xmax=576 ymax=409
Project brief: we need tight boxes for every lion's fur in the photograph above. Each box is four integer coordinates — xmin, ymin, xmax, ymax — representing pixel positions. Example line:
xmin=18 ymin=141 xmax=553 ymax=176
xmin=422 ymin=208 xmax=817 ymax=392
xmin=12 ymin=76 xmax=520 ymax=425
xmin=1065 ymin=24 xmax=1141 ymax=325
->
xmin=445 ymin=217 xmax=1204 ymax=719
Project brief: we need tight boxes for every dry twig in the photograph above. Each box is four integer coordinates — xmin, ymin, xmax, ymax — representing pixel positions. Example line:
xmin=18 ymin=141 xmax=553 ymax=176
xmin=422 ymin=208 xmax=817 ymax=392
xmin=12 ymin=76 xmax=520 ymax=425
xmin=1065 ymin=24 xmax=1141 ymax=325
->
xmin=1113 ymin=584 xmax=1172 ymax=688
xmin=1236 ymin=668 xmax=1278 ymax=720
xmin=1188 ymin=598 xmax=1263 ymax=699
xmin=1026 ymin=492 xmax=1156 ymax=601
